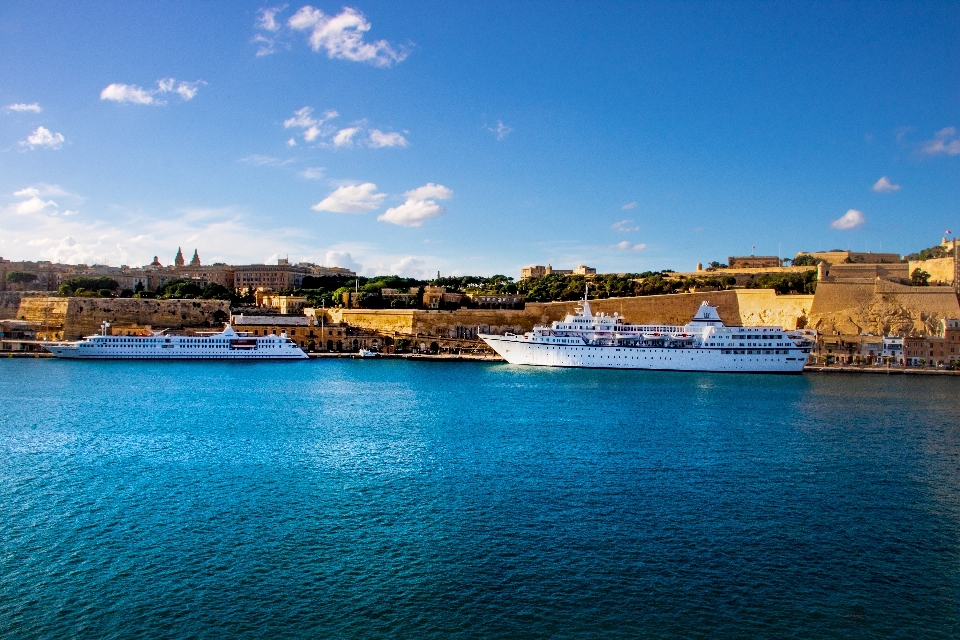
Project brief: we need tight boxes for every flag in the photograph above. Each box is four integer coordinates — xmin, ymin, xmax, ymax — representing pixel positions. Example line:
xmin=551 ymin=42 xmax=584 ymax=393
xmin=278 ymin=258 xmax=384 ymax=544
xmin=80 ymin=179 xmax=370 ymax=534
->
xmin=946 ymin=229 xmax=952 ymax=235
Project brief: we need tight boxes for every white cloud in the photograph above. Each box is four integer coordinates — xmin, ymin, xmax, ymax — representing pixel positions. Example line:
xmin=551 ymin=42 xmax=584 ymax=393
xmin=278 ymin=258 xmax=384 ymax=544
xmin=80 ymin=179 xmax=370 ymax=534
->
xmin=621 ymin=201 xmax=638 ymax=210
xmin=20 ymin=126 xmax=64 ymax=150
xmin=332 ymin=127 xmax=361 ymax=147
xmin=6 ymin=103 xmax=42 ymax=113
xmin=487 ymin=120 xmax=512 ymax=140
xmin=872 ymin=176 xmax=901 ymax=193
xmin=239 ymin=154 xmax=295 ymax=167
xmin=16 ymin=197 xmax=58 ymax=215
xmin=288 ymin=6 xmax=407 ymax=67
xmin=403 ymin=183 xmax=453 ymax=201
xmin=368 ymin=129 xmax=408 ymax=148
xmin=612 ymin=219 xmax=639 ymax=232
xmin=312 ymin=183 xmax=385 ymax=213
xmin=299 ymin=167 xmax=325 ymax=180
xmin=100 ymin=78 xmax=205 ymax=105
xmin=100 ymin=83 xmax=155 ymax=104
xmin=324 ymin=250 xmax=362 ymax=273
xmin=378 ymin=183 xmax=452 ymax=227
xmin=257 ymin=5 xmax=285 ymax=31
xmin=8 ymin=184 xmax=83 ymax=217
xmin=831 ymin=209 xmax=866 ymax=230
xmin=615 ymin=241 xmax=646 ymax=251
xmin=388 ymin=256 xmax=427 ymax=278
xmin=281 ymin=106 xmax=406 ymax=149
xmin=378 ymin=200 xmax=445 ymax=227
xmin=921 ymin=127 xmax=960 ymax=156
xmin=283 ymin=106 xmax=338 ymax=143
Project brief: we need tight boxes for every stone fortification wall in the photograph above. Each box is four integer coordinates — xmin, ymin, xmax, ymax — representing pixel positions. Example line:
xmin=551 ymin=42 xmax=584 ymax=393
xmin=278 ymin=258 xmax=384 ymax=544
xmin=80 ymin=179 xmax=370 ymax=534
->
xmin=10 ymin=296 xmax=231 ymax=339
xmin=328 ymin=289 xmax=815 ymax=340
xmin=808 ymin=281 xmax=960 ymax=336
xmin=0 ymin=292 xmax=24 ymax=319
xmin=61 ymin=298 xmax=230 ymax=339
xmin=733 ymin=290 xmax=814 ymax=329
xmin=908 ymin=257 xmax=955 ymax=285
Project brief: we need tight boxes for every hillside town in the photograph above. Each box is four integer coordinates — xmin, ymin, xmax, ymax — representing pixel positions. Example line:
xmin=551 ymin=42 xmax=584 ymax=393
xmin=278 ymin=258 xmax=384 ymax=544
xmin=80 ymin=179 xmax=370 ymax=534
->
xmin=2 ymin=237 xmax=960 ymax=369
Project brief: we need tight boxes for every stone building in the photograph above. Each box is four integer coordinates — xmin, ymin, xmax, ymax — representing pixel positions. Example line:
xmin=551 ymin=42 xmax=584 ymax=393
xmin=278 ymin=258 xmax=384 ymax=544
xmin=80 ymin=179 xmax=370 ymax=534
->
xmin=234 ymin=259 xmax=312 ymax=292
xmin=521 ymin=264 xmax=596 ymax=279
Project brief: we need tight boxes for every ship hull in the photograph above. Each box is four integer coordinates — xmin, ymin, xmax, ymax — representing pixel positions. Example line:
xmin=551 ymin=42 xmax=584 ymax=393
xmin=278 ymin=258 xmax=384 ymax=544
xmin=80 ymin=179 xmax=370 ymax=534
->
xmin=44 ymin=345 xmax=307 ymax=360
xmin=480 ymin=335 xmax=806 ymax=374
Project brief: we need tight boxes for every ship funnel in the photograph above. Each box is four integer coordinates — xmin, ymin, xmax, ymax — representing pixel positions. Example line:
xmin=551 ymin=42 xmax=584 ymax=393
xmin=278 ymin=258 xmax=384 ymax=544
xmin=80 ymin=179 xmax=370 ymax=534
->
xmin=690 ymin=301 xmax=723 ymax=326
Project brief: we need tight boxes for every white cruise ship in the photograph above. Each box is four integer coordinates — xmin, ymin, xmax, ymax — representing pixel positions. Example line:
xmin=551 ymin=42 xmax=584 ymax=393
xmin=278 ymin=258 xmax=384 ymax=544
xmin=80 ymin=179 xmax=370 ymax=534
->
xmin=44 ymin=322 xmax=308 ymax=360
xmin=479 ymin=296 xmax=814 ymax=373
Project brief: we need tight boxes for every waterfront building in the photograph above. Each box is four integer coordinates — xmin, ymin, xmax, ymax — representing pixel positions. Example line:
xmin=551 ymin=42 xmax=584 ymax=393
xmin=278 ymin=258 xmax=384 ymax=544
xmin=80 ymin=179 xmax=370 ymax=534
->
xmin=255 ymin=292 xmax=308 ymax=314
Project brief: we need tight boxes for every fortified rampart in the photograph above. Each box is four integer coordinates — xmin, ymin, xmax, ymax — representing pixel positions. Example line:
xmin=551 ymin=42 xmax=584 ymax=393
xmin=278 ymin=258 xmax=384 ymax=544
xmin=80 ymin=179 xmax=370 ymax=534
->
xmin=10 ymin=296 xmax=231 ymax=340
xmin=327 ymin=290 xmax=816 ymax=340
xmin=808 ymin=281 xmax=960 ymax=336
xmin=908 ymin=257 xmax=955 ymax=285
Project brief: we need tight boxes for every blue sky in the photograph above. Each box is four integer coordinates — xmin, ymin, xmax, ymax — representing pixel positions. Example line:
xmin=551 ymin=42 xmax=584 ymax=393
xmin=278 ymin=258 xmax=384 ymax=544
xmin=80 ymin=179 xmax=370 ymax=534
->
xmin=1 ymin=1 xmax=958 ymax=277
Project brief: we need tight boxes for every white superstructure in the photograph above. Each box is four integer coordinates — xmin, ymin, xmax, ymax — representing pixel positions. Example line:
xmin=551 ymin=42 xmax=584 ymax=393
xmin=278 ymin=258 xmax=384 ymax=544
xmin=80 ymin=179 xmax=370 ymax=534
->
xmin=479 ymin=296 xmax=814 ymax=373
xmin=44 ymin=322 xmax=308 ymax=360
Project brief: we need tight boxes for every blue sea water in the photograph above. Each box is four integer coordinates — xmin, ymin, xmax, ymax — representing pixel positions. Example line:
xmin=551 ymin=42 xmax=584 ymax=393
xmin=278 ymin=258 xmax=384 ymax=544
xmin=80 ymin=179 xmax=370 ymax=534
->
xmin=0 ymin=359 xmax=958 ymax=638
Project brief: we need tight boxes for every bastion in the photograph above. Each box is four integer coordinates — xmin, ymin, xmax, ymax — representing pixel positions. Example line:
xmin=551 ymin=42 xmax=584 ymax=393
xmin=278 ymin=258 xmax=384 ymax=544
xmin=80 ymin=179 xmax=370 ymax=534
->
xmin=326 ymin=289 xmax=816 ymax=340
xmin=13 ymin=297 xmax=230 ymax=340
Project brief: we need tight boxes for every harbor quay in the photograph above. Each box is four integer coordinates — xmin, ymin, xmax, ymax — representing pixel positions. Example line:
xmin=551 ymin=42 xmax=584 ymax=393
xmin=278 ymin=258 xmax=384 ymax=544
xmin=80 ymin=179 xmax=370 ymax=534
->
xmin=3 ymin=238 xmax=960 ymax=368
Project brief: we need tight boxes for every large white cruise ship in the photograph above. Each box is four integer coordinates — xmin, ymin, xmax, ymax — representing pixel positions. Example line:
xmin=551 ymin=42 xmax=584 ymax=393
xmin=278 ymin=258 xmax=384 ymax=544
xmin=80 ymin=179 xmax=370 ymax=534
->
xmin=44 ymin=322 xmax=308 ymax=360
xmin=479 ymin=296 xmax=814 ymax=373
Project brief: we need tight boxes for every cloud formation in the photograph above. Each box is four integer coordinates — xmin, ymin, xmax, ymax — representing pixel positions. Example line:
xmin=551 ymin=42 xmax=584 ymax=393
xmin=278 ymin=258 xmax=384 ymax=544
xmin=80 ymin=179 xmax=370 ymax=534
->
xmin=612 ymin=219 xmax=639 ymax=232
xmin=621 ymin=201 xmax=638 ymax=210
xmin=6 ymin=103 xmax=42 ymax=113
xmin=287 ymin=6 xmax=408 ymax=67
xmin=615 ymin=241 xmax=646 ymax=251
xmin=831 ymin=209 xmax=866 ymax=230
xmin=872 ymin=176 xmax=901 ymax=193
xmin=299 ymin=167 xmax=324 ymax=180
xmin=282 ymin=106 xmax=406 ymax=148
xmin=283 ymin=106 xmax=338 ymax=143
xmin=368 ymin=129 xmax=408 ymax=148
xmin=378 ymin=183 xmax=452 ymax=227
xmin=20 ymin=126 xmax=64 ymax=150
xmin=921 ymin=127 xmax=960 ymax=156
xmin=324 ymin=250 xmax=362 ymax=273
xmin=100 ymin=78 xmax=205 ymax=105
xmin=9 ymin=185 xmax=81 ymax=217
xmin=312 ymin=183 xmax=385 ymax=213
xmin=487 ymin=120 xmax=512 ymax=141
xmin=332 ymin=126 xmax=361 ymax=147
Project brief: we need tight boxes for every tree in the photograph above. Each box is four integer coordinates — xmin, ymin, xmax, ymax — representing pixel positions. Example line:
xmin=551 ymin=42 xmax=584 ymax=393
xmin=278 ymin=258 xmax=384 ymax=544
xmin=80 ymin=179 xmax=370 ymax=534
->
xmin=791 ymin=254 xmax=822 ymax=267
xmin=5 ymin=271 xmax=38 ymax=284
xmin=910 ymin=268 xmax=931 ymax=286
xmin=64 ymin=276 xmax=120 ymax=293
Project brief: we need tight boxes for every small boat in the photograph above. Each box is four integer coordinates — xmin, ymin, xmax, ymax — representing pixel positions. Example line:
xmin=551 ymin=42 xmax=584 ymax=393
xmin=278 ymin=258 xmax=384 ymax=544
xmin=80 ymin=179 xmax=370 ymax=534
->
xmin=358 ymin=348 xmax=379 ymax=358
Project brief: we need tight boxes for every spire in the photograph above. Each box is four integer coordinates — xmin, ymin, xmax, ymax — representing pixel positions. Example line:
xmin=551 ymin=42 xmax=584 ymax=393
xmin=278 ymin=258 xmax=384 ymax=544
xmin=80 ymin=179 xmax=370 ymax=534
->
xmin=190 ymin=249 xmax=200 ymax=266
xmin=174 ymin=247 xmax=185 ymax=267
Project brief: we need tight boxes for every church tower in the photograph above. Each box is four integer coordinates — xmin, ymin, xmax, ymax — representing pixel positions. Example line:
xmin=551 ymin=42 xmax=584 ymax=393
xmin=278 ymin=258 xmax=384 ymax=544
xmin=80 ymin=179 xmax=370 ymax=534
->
xmin=174 ymin=247 xmax=185 ymax=267
xmin=190 ymin=249 xmax=201 ymax=267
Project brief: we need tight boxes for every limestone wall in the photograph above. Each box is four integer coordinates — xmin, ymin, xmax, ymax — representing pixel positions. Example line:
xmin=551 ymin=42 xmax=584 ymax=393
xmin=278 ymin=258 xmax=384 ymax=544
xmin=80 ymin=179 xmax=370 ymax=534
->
xmin=908 ymin=257 xmax=955 ymax=285
xmin=9 ymin=296 xmax=231 ymax=339
xmin=327 ymin=289 xmax=815 ymax=339
xmin=808 ymin=281 xmax=960 ymax=336
xmin=61 ymin=298 xmax=231 ymax=339
xmin=0 ymin=292 xmax=23 ymax=319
